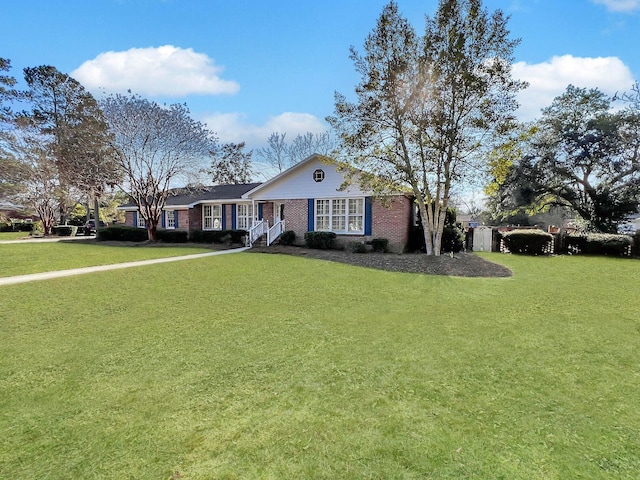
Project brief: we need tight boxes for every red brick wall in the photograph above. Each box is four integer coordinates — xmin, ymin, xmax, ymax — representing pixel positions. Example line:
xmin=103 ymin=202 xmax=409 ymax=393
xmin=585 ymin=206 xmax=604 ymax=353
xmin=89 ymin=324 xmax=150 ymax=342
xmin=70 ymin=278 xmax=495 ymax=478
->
xmin=124 ymin=211 xmax=134 ymax=227
xmin=261 ymin=202 xmax=274 ymax=226
xmin=189 ymin=205 xmax=202 ymax=231
xmin=279 ymin=196 xmax=410 ymax=252
xmin=371 ymin=195 xmax=412 ymax=252
xmin=282 ymin=199 xmax=309 ymax=244
xmin=175 ymin=209 xmax=189 ymax=230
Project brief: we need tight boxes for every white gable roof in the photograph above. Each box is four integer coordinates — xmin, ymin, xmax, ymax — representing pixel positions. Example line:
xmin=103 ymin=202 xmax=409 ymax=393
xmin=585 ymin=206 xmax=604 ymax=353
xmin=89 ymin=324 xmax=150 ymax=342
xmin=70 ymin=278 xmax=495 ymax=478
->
xmin=244 ymin=154 xmax=370 ymax=200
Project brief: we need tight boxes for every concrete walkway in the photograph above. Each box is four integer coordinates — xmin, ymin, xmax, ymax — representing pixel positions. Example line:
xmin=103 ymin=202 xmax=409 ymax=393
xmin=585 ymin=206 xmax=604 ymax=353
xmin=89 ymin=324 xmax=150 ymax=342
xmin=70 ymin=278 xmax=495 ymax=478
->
xmin=0 ymin=247 xmax=250 ymax=286
xmin=0 ymin=235 xmax=91 ymax=244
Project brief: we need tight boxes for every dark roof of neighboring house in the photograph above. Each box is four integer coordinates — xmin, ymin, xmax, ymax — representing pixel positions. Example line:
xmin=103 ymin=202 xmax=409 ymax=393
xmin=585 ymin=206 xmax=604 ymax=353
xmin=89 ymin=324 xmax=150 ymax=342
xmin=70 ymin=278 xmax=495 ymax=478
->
xmin=120 ymin=183 xmax=262 ymax=209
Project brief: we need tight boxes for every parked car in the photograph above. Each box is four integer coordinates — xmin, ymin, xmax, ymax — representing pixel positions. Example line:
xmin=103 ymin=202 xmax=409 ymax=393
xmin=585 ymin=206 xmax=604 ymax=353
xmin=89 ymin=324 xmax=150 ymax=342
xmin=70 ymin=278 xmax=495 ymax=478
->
xmin=83 ymin=220 xmax=107 ymax=235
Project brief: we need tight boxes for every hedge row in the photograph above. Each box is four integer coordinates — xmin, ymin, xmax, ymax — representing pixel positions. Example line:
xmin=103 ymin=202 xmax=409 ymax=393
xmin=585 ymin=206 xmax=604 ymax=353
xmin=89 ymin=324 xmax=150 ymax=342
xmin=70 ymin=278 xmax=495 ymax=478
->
xmin=498 ymin=230 xmax=636 ymax=256
xmin=501 ymin=229 xmax=553 ymax=255
xmin=97 ymin=227 xmax=249 ymax=244
xmin=564 ymin=233 xmax=633 ymax=256
xmin=52 ymin=225 xmax=78 ymax=237
xmin=1 ymin=222 xmax=35 ymax=232
xmin=97 ymin=226 xmax=149 ymax=242
xmin=190 ymin=229 xmax=247 ymax=244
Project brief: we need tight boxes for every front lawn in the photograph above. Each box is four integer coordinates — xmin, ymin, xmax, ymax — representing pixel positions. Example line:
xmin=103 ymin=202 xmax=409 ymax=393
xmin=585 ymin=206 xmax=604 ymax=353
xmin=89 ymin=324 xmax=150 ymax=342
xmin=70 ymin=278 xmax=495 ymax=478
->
xmin=0 ymin=231 xmax=32 ymax=241
xmin=0 ymin=242 xmax=213 ymax=277
xmin=0 ymin=253 xmax=638 ymax=479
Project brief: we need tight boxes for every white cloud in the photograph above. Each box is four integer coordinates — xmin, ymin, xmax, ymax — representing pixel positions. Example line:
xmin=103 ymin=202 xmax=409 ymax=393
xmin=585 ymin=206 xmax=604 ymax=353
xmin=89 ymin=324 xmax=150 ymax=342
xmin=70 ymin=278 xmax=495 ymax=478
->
xmin=201 ymin=111 xmax=327 ymax=149
xmin=512 ymin=55 xmax=635 ymax=121
xmin=591 ymin=0 xmax=640 ymax=12
xmin=72 ymin=45 xmax=240 ymax=97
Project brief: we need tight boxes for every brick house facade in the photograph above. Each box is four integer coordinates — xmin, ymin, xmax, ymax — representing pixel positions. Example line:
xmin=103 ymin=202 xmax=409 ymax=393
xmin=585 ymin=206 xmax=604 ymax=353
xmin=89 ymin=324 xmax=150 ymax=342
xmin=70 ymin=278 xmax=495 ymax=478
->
xmin=120 ymin=155 xmax=414 ymax=252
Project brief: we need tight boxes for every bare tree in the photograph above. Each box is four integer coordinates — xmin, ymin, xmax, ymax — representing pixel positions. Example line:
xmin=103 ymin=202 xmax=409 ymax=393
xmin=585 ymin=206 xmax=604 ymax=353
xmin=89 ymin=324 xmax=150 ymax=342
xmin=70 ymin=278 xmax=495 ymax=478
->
xmin=101 ymin=93 xmax=216 ymax=241
xmin=4 ymin=125 xmax=61 ymax=234
xmin=288 ymin=131 xmax=337 ymax=164
xmin=255 ymin=132 xmax=289 ymax=173
xmin=209 ymin=142 xmax=254 ymax=184
xmin=256 ymin=130 xmax=337 ymax=175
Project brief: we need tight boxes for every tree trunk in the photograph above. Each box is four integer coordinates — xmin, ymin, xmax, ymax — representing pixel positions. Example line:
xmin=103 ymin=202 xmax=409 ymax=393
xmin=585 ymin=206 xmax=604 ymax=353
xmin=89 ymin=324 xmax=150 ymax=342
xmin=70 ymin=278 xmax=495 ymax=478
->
xmin=94 ymin=196 xmax=101 ymax=237
xmin=147 ymin=223 xmax=158 ymax=242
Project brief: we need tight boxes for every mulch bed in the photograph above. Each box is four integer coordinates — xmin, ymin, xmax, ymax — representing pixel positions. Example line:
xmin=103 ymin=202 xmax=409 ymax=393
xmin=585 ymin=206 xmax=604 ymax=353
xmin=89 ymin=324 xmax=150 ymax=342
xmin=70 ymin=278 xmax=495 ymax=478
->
xmin=249 ymin=245 xmax=512 ymax=278
xmin=65 ymin=238 xmax=511 ymax=277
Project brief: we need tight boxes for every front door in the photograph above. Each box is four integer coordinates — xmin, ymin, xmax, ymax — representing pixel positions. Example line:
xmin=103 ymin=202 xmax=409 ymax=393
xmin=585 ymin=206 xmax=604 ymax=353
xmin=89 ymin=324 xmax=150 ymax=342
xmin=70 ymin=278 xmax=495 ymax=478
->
xmin=274 ymin=202 xmax=285 ymax=224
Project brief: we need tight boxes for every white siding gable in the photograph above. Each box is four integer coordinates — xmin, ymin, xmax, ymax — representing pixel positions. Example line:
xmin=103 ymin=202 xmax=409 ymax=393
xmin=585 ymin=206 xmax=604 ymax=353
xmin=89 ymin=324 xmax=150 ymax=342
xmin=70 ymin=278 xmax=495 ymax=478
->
xmin=247 ymin=156 xmax=369 ymax=200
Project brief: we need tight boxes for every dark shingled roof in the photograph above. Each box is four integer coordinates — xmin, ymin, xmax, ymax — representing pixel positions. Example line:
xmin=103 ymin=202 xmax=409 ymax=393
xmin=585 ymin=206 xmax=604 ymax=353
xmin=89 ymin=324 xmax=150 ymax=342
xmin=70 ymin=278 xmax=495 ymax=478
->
xmin=121 ymin=183 xmax=262 ymax=208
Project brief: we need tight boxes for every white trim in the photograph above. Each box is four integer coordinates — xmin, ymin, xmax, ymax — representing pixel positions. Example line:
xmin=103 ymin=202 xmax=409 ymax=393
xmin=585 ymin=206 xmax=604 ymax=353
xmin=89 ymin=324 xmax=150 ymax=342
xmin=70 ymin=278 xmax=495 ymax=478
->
xmin=165 ymin=210 xmax=176 ymax=229
xmin=136 ymin=212 xmax=146 ymax=228
xmin=236 ymin=203 xmax=253 ymax=231
xmin=202 ymin=204 xmax=223 ymax=231
xmin=188 ymin=197 xmax=248 ymax=208
xmin=315 ymin=197 xmax=365 ymax=235
xmin=242 ymin=154 xmax=331 ymax=199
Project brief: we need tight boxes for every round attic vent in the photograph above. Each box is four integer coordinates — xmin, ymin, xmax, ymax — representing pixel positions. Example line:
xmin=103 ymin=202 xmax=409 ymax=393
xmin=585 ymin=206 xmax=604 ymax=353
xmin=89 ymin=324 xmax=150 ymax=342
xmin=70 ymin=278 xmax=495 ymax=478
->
xmin=313 ymin=169 xmax=325 ymax=182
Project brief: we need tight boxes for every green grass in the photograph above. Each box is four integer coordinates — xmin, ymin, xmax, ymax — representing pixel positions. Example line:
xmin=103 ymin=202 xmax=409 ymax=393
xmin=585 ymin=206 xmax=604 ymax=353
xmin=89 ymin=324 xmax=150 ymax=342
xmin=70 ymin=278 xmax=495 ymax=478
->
xmin=0 ymin=242 xmax=213 ymax=277
xmin=0 ymin=251 xmax=639 ymax=479
xmin=0 ymin=231 xmax=31 ymax=241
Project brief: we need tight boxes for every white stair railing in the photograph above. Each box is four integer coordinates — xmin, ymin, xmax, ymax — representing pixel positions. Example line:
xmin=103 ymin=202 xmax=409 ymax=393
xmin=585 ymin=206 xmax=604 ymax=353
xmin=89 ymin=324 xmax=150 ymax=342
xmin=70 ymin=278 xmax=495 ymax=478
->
xmin=267 ymin=220 xmax=285 ymax=246
xmin=247 ymin=219 xmax=267 ymax=247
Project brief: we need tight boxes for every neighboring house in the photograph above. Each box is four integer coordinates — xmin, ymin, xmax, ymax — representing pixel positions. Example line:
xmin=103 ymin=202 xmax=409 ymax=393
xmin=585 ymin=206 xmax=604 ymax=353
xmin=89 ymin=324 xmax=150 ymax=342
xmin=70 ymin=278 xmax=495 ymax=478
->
xmin=120 ymin=154 xmax=414 ymax=252
xmin=457 ymin=213 xmax=480 ymax=230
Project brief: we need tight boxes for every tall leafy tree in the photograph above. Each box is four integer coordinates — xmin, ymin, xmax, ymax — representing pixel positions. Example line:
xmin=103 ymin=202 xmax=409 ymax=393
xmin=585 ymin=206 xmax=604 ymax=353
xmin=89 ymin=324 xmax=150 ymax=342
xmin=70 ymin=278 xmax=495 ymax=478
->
xmin=209 ymin=142 xmax=254 ymax=184
xmin=101 ymin=93 xmax=216 ymax=241
xmin=503 ymin=85 xmax=640 ymax=233
xmin=23 ymin=65 xmax=120 ymax=223
xmin=328 ymin=0 xmax=524 ymax=255
xmin=0 ymin=58 xmax=28 ymax=198
xmin=0 ymin=58 xmax=24 ymax=125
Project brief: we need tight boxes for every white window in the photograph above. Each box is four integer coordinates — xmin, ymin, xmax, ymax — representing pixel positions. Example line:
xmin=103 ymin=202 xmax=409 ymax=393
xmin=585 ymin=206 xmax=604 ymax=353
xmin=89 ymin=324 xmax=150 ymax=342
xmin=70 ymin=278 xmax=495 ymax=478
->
xmin=315 ymin=198 xmax=364 ymax=234
xmin=316 ymin=199 xmax=330 ymax=231
xmin=237 ymin=204 xmax=253 ymax=230
xmin=203 ymin=204 xmax=222 ymax=230
xmin=136 ymin=212 xmax=146 ymax=228
xmin=165 ymin=210 xmax=175 ymax=229
xmin=348 ymin=198 xmax=364 ymax=232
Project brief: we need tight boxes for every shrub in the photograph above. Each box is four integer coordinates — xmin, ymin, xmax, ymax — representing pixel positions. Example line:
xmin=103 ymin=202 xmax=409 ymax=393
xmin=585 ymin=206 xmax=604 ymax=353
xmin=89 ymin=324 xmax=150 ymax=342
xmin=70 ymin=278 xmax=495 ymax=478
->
xmin=279 ymin=230 xmax=296 ymax=246
xmin=442 ymin=224 xmax=465 ymax=253
xmin=97 ymin=226 xmax=149 ymax=242
xmin=189 ymin=229 xmax=247 ymax=244
xmin=0 ymin=222 xmax=13 ymax=232
xmin=190 ymin=230 xmax=219 ymax=243
xmin=370 ymin=238 xmax=389 ymax=253
xmin=405 ymin=207 xmax=464 ymax=253
xmin=585 ymin=233 xmax=632 ymax=256
xmin=156 ymin=229 xmax=189 ymax=243
xmin=228 ymin=229 xmax=248 ymax=244
xmin=501 ymin=229 xmax=553 ymax=255
xmin=564 ymin=234 xmax=587 ymax=254
xmin=633 ymin=232 xmax=640 ymax=257
xmin=565 ymin=233 xmax=633 ymax=256
xmin=16 ymin=222 xmax=34 ymax=232
xmin=304 ymin=231 xmax=337 ymax=250
xmin=349 ymin=241 xmax=367 ymax=253
xmin=52 ymin=225 xmax=78 ymax=237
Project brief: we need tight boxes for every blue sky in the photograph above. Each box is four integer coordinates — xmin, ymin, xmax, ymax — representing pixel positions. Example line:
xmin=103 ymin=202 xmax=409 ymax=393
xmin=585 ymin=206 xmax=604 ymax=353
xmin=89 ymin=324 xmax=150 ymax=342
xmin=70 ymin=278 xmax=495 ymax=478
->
xmin=3 ymin=0 xmax=640 ymax=152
